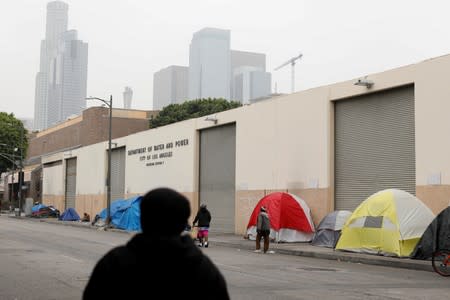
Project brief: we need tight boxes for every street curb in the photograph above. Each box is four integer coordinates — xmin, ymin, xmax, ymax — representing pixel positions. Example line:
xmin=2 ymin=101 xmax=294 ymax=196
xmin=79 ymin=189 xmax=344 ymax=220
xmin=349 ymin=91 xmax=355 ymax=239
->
xmin=6 ymin=215 xmax=133 ymax=235
xmin=209 ymin=239 xmax=433 ymax=273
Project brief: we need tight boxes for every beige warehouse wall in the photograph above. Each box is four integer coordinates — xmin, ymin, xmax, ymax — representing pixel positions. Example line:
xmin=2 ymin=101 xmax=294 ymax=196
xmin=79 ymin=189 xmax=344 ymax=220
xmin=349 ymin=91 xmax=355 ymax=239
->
xmin=42 ymin=163 xmax=63 ymax=196
xmin=124 ymin=119 xmax=198 ymax=195
xmin=76 ymin=194 xmax=106 ymax=219
xmin=326 ymin=54 xmax=450 ymax=215
xmin=233 ymin=88 xmax=330 ymax=191
xmin=42 ymin=154 xmax=66 ymax=211
xmin=39 ymin=54 xmax=450 ymax=233
xmin=42 ymin=196 xmax=65 ymax=212
xmin=415 ymin=56 xmax=450 ymax=214
xmin=72 ymin=143 xmax=107 ymax=195
xmin=326 ymin=55 xmax=450 ymax=188
xmin=226 ymin=87 xmax=332 ymax=233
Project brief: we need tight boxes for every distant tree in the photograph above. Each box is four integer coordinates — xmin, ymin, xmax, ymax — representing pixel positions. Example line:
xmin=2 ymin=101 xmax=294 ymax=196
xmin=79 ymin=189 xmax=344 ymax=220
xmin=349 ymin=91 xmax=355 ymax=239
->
xmin=0 ymin=112 xmax=28 ymax=173
xmin=149 ymin=98 xmax=242 ymax=128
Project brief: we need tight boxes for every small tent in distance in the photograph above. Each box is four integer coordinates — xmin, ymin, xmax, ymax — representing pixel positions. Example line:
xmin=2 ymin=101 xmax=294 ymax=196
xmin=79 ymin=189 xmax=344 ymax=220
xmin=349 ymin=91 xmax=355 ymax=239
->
xmin=336 ymin=189 xmax=434 ymax=257
xmin=411 ymin=205 xmax=450 ymax=260
xmin=246 ymin=192 xmax=315 ymax=243
xmin=311 ymin=210 xmax=352 ymax=248
xmin=59 ymin=207 xmax=80 ymax=221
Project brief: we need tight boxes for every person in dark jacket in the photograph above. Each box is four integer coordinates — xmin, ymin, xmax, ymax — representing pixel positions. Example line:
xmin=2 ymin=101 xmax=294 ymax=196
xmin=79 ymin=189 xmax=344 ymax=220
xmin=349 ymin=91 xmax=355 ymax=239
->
xmin=255 ymin=206 xmax=271 ymax=253
xmin=193 ymin=203 xmax=212 ymax=247
xmin=83 ymin=188 xmax=229 ymax=300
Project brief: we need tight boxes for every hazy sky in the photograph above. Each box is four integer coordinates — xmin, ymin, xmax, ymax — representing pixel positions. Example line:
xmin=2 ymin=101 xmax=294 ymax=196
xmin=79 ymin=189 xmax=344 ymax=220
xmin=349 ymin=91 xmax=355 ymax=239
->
xmin=1 ymin=0 xmax=450 ymax=119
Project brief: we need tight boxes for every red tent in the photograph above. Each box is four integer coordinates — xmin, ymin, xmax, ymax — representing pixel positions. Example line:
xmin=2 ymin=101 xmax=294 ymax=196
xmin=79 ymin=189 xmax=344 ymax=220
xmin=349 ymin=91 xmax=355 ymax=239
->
xmin=246 ymin=192 xmax=315 ymax=242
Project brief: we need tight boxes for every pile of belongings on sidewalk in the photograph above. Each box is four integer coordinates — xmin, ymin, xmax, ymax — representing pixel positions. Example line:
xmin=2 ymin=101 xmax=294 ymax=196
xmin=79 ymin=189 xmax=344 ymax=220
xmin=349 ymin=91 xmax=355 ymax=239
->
xmin=31 ymin=203 xmax=60 ymax=218
xmin=92 ymin=196 xmax=142 ymax=232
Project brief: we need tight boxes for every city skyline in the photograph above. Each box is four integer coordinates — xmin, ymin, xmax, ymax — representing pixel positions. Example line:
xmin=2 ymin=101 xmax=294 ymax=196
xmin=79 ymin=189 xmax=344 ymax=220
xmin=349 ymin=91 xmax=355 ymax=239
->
xmin=153 ymin=29 xmax=272 ymax=109
xmin=2 ymin=0 xmax=450 ymax=119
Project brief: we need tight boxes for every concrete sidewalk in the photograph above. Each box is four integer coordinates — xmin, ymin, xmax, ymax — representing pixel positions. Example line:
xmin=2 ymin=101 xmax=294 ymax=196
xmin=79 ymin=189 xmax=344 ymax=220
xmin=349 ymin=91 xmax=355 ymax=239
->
xmin=209 ymin=233 xmax=433 ymax=273
xmin=7 ymin=214 xmax=433 ymax=273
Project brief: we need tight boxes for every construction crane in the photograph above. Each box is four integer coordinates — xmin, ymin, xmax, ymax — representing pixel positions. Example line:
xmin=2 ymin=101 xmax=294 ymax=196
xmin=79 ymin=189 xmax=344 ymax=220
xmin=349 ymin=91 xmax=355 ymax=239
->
xmin=274 ymin=53 xmax=303 ymax=94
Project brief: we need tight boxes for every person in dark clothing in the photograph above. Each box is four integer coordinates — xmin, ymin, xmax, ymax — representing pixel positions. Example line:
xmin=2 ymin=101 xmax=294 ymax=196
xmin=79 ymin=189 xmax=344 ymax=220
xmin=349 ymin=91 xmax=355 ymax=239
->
xmin=81 ymin=212 xmax=90 ymax=222
xmin=83 ymin=188 xmax=229 ymax=300
xmin=193 ymin=203 xmax=212 ymax=247
xmin=255 ymin=206 xmax=272 ymax=253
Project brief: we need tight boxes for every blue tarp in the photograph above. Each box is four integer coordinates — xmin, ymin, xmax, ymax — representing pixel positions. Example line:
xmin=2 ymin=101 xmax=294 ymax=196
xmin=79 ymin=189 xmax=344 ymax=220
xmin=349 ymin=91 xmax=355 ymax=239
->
xmin=31 ymin=204 xmax=46 ymax=213
xmin=98 ymin=196 xmax=142 ymax=232
xmin=59 ymin=208 xmax=80 ymax=221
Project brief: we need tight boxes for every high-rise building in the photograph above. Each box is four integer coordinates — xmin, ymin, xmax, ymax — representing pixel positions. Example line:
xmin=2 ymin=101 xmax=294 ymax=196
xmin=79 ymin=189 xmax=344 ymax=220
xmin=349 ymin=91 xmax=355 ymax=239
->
xmin=47 ymin=30 xmax=88 ymax=126
xmin=34 ymin=1 xmax=88 ymax=131
xmin=123 ymin=87 xmax=133 ymax=109
xmin=231 ymin=50 xmax=266 ymax=72
xmin=45 ymin=1 xmax=68 ymax=50
xmin=230 ymin=50 xmax=269 ymax=102
xmin=233 ymin=66 xmax=271 ymax=104
xmin=153 ymin=66 xmax=188 ymax=110
xmin=188 ymin=28 xmax=231 ymax=100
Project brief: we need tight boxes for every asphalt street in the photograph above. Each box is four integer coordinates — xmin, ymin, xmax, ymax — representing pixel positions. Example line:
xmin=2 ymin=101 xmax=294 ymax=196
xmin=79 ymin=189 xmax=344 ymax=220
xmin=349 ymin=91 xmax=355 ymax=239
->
xmin=0 ymin=215 xmax=448 ymax=300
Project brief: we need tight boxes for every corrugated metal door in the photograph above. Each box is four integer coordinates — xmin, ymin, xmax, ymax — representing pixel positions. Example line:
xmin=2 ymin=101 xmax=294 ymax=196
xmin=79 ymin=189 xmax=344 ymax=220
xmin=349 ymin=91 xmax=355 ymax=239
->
xmin=65 ymin=158 xmax=77 ymax=210
xmin=199 ymin=124 xmax=236 ymax=233
xmin=111 ymin=147 xmax=126 ymax=202
xmin=335 ymin=85 xmax=415 ymax=210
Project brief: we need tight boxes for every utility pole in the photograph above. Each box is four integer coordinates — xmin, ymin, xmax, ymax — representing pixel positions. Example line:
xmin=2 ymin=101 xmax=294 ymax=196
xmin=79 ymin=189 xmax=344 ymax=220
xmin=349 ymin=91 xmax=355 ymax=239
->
xmin=11 ymin=166 xmax=15 ymax=212
xmin=18 ymin=127 xmax=24 ymax=216
xmin=107 ymin=95 xmax=112 ymax=226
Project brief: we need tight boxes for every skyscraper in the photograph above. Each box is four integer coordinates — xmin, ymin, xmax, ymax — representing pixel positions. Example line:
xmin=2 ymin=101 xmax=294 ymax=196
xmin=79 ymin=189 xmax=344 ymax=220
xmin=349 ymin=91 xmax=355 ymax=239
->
xmin=153 ymin=66 xmax=188 ymax=110
xmin=230 ymin=50 xmax=270 ymax=103
xmin=34 ymin=1 xmax=88 ymax=131
xmin=232 ymin=66 xmax=271 ymax=104
xmin=123 ymin=87 xmax=133 ymax=109
xmin=230 ymin=50 xmax=266 ymax=72
xmin=188 ymin=28 xmax=231 ymax=100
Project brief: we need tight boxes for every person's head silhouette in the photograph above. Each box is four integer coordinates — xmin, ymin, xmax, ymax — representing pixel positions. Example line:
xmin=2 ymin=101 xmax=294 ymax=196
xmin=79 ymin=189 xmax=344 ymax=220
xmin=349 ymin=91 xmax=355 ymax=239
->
xmin=140 ymin=187 xmax=191 ymax=236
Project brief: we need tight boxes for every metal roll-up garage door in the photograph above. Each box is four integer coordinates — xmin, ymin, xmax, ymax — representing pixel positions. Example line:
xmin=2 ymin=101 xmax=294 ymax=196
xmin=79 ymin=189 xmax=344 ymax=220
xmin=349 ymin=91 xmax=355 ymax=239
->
xmin=335 ymin=85 xmax=415 ymax=210
xmin=199 ymin=124 xmax=236 ymax=233
xmin=111 ymin=147 xmax=126 ymax=202
xmin=65 ymin=158 xmax=77 ymax=210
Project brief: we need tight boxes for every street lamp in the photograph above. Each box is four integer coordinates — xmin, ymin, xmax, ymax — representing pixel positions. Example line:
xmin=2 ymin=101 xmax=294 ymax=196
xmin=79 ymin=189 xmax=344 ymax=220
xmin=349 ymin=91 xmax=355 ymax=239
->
xmin=17 ymin=127 xmax=24 ymax=216
xmin=85 ymin=95 xmax=113 ymax=226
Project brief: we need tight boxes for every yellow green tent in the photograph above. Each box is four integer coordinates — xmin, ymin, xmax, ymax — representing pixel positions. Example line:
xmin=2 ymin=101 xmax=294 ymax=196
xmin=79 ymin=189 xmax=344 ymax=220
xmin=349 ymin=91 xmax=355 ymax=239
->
xmin=335 ymin=189 xmax=434 ymax=257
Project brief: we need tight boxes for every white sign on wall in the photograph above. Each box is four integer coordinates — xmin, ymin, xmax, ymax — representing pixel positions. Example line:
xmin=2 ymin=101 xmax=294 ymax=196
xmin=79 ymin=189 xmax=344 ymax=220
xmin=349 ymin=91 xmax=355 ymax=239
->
xmin=127 ymin=138 xmax=190 ymax=167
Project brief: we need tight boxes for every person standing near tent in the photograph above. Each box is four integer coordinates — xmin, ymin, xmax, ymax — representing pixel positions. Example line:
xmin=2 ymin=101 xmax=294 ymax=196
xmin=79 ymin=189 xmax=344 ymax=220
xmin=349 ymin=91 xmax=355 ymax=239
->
xmin=193 ymin=203 xmax=212 ymax=247
xmin=83 ymin=188 xmax=229 ymax=300
xmin=255 ymin=206 xmax=272 ymax=253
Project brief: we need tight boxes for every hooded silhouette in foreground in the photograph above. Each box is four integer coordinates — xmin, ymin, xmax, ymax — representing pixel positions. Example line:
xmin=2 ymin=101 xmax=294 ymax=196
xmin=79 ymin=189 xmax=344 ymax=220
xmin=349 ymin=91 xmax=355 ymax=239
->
xmin=83 ymin=187 xmax=230 ymax=300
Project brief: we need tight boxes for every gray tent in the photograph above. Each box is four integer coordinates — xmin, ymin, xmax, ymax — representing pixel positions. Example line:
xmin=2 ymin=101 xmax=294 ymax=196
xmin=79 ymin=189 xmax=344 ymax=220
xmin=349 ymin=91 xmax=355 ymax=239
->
xmin=411 ymin=206 xmax=450 ymax=259
xmin=311 ymin=210 xmax=352 ymax=248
